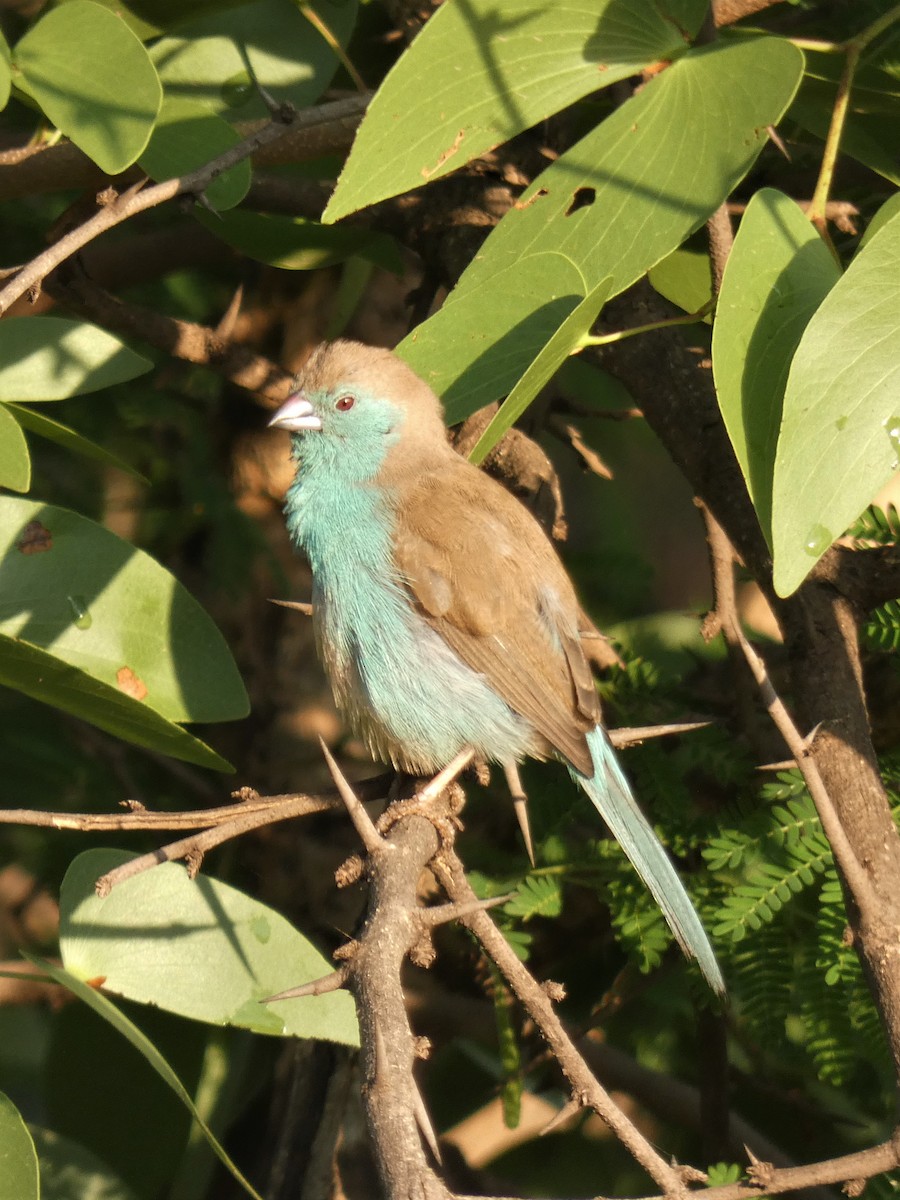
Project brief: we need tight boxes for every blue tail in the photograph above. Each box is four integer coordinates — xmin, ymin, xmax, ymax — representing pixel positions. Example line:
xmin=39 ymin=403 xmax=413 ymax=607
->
xmin=570 ymin=726 xmax=725 ymax=995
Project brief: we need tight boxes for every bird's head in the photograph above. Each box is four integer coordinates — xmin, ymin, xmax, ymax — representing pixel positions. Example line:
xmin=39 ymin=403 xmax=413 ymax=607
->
xmin=269 ymin=340 xmax=451 ymax=482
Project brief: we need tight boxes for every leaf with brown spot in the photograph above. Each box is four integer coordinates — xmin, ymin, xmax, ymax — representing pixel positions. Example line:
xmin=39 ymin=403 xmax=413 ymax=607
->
xmin=17 ymin=520 xmax=52 ymax=554
xmin=116 ymin=667 xmax=148 ymax=701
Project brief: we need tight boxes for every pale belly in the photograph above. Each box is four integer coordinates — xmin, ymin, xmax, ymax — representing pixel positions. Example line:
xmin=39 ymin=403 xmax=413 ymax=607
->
xmin=314 ymin=576 xmax=536 ymax=774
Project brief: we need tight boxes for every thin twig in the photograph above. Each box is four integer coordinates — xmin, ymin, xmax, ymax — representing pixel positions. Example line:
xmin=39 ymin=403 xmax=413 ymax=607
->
xmin=419 ymin=894 xmax=512 ymax=928
xmin=730 ymin=621 xmax=880 ymax=923
xmin=298 ymin=2 xmax=367 ymax=92
xmin=432 ymin=847 xmax=689 ymax=1196
xmin=0 ymin=790 xmax=339 ymax=832
xmin=808 ymin=4 xmax=900 ymax=242
xmin=0 ymin=106 xmax=301 ymax=315
xmin=94 ymin=796 xmax=340 ymax=895
xmin=579 ymin=299 xmax=715 ymax=350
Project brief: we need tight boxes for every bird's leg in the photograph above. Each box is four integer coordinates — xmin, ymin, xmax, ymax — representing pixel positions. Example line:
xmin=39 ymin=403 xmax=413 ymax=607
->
xmin=503 ymin=760 xmax=535 ymax=866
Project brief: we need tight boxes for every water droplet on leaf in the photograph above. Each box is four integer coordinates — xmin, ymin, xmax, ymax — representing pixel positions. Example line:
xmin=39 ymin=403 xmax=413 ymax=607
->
xmin=221 ymin=71 xmax=254 ymax=108
xmin=67 ymin=595 xmax=92 ymax=630
xmin=804 ymin=525 xmax=832 ymax=557
xmin=885 ymin=417 xmax=900 ymax=462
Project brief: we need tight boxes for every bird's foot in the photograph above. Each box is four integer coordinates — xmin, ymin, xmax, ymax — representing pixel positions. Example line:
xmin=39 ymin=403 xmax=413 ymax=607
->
xmin=375 ymin=789 xmax=464 ymax=846
xmin=376 ymin=748 xmax=474 ymax=845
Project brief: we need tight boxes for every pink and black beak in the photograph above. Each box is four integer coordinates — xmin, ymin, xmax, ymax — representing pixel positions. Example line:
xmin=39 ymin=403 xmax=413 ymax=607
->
xmin=268 ymin=392 xmax=323 ymax=432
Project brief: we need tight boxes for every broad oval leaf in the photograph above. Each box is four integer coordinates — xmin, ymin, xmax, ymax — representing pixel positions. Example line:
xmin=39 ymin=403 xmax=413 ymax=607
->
xmin=859 ymin=191 xmax=900 ymax=251
xmin=27 ymin=954 xmax=264 ymax=1200
xmin=0 ymin=636 xmax=233 ymax=769
xmin=4 ymin=404 xmax=147 ymax=482
xmin=12 ymin=0 xmax=162 ymax=174
xmin=60 ymin=849 xmax=359 ymax=1045
xmin=648 ymin=245 xmax=713 ymax=315
xmin=401 ymin=252 xmax=584 ymax=418
xmin=139 ymin=95 xmax=251 ymax=209
xmin=194 ymin=208 xmax=401 ymax=272
xmin=0 ymin=30 xmax=11 ymax=110
xmin=772 ymin=210 xmax=900 ymax=596
xmin=398 ymin=36 xmax=804 ymax=416
xmin=0 ymin=1092 xmax=38 ymax=1200
xmin=151 ymin=0 xmax=357 ymax=120
xmin=0 ymin=497 xmax=248 ymax=763
xmin=0 ymin=317 xmax=152 ymax=402
xmin=325 ymin=0 xmax=709 ymax=221
xmin=0 ymin=404 xmax=30 ymax=492
xmin=712 ymin=188 xmax=840 ymax=545
xmin=468 ymin=276 xmax=613 ymax=462
xmin=791 ymin=49 xmax=900 ymax=187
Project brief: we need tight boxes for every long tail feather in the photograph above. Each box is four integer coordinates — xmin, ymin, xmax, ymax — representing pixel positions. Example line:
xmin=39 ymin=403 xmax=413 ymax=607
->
xmin=570 ymin=726 xmax=725 ymax=995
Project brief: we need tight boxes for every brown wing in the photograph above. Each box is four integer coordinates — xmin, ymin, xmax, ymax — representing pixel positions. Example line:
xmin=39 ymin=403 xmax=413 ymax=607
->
xmin=391 ymin=460 xmax=599 ymax=774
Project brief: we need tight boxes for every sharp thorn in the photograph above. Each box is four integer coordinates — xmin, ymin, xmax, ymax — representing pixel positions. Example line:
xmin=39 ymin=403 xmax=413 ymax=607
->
xmin=319 ymin=737 xmax=384 ymax=854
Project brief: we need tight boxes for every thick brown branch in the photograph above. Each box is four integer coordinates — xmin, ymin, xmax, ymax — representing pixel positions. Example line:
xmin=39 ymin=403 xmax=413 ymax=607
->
xmin=600 ymin=281 xmax=900 ymax=1081
xmin=0 ymin=94 xmax=368 ymax=204
xmin=349 ymin=795 xmax=454 ymax=1200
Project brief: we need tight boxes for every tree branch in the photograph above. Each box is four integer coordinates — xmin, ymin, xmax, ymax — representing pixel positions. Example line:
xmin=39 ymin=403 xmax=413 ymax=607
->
xmin=0 ymin=102 xmax=316 ymax=315
xmin=0 ymin=94 xmax=369 ymax=204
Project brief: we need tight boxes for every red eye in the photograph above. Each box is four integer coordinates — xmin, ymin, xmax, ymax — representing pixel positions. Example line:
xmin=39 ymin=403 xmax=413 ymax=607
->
xmin=335 ymin=395 xmax=355 ymax=412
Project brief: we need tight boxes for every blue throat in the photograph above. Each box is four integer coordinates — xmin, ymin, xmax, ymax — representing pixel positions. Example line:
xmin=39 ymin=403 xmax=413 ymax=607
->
xmin=284 ymin=433 xmax=533 ymax=772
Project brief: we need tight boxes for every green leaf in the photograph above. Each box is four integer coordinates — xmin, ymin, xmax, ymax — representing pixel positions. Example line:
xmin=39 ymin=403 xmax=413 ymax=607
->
xmin=0 ymin=636 xmax=233 ymax=769
xmin=195 ymin=207 xmax=401 ymax=272
xmin=60 ymin=849 xmax=359 ymax=1045
xmin=772 ymin=210 xmax=900 ymax=596
xmin=4 ymin=404 xmax=147 ymax=483
xmin=468 ymin=276 xmax=612 ymax=460
xmin=151 ymin=0 xmax=357 ymax=120
xmin=648 ymin=245 xmax=713 ymax=315
xmin=12 ymin=0 xmax=162 ymax=174
xmin=503 ymin=875 xmax=562 ymax=921
xmin=859 ymin=190 xmax=900 ymax=251
xmin=324 ymin=0 xmax=709 ymax=220
xmin=0 ymin=31 xmax=11 ymax=111
xmin=23 ymin=954 xmax=264 ymax=1200
xmin=0 ymin=405 xmax=30 ymax=492
xmin=74 ymin=0 xmax=253 ymax=39
xmin=0 ymin=1091 xmax=38 ymax=1200
xmin=139 ymin=95 xmax=251 ymax=209
xmin=791 ymin=51 xmax=900 ymax=186
xmin=30 ymin=1127 xmax=139 ymax=1200
xmin=398 ymin=36 xmax=804 ymax=416
xmin=0 ymin=497 xmax=248 ymax=766
xmin=712 ymin=189 xmax=840 ymax=544
xmin=401 ymin=255 xmax=584 ymax=417
xmin=0 ymin=318 xmax=152 ymax=402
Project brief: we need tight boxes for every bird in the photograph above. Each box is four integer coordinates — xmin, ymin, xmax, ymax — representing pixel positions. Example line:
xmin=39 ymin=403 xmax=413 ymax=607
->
xmin=269 ymin=339 xmax=724 ymax=994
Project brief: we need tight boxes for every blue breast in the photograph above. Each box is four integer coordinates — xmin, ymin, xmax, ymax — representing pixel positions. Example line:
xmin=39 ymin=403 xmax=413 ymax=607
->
xmin=285 ymin=467 xmax=533 ymax=772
